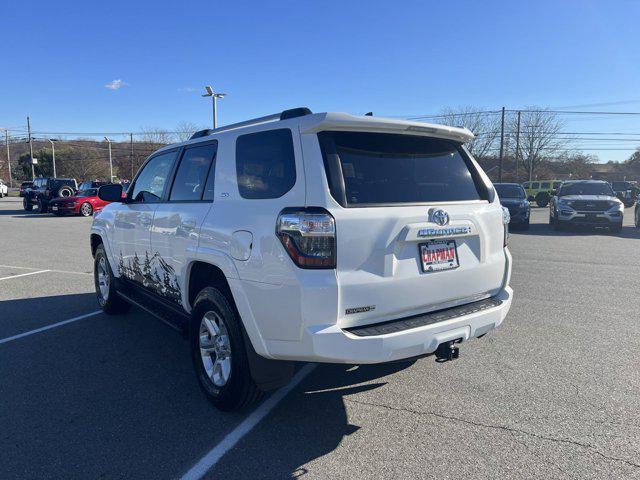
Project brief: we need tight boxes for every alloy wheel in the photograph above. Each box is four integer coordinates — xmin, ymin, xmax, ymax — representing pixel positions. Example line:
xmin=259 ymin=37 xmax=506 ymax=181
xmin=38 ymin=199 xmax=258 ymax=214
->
xmin=97 ymin=256 xmax=110 ymax=302
xmin=199 ymin=311 xmax=232 ymax=387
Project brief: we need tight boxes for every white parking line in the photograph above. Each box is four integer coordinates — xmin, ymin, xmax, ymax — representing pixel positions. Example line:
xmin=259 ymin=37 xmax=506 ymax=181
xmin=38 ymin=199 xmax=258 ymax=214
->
xmin=0 ymin=310 xmax=102 ymax=345
xmin=0 ymin=270 xmax=50 ymax=281
xmin=0 ymin=264 xmax=92 ymax=276
xmin=180 ymin=363 xmax=317 ymax=480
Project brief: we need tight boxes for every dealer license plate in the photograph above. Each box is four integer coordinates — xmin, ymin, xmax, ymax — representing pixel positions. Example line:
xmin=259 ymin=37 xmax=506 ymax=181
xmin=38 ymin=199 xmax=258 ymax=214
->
xmin=420 ymin=240 xmax=459 ymax=273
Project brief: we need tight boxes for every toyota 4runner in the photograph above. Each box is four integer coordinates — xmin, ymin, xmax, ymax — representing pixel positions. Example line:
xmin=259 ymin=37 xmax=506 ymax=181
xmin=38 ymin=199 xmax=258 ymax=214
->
xmin=91 ymin=108 xmax=513 ymax=411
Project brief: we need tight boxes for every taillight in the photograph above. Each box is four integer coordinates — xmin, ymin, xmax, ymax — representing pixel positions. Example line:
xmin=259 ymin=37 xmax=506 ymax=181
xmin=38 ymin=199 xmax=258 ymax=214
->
xmin=276 ymin=208 xmax=336 ymax=269
xmin=502 ymin=207 xmax=510 ymax=247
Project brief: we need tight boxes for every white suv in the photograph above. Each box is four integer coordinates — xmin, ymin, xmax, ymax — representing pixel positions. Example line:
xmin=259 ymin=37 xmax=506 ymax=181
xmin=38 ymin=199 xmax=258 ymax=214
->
xmin=91 ymin=108 xmax=513 ymax=410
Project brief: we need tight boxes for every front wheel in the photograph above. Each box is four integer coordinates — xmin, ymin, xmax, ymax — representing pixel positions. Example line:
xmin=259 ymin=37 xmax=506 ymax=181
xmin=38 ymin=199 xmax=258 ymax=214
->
xmin=94 ymin=244 xmax=130 ymax=314
xmin=23 ymin=197 xmax=33 ymax=211
xmin=80 ymin=202 xmax=93 ymax=217
xmin=36 ymin=197 xmax=48 ymax=213
xmin=191 ymin=287 xmax=262 ymax=411
xmin=635 ymin=209 xmax=640 ymax=228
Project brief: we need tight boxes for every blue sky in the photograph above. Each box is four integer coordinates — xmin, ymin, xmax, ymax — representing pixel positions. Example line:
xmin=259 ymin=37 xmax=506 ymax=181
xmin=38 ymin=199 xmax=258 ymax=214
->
xmin=1 ymin=0 xmax=640 ymax=161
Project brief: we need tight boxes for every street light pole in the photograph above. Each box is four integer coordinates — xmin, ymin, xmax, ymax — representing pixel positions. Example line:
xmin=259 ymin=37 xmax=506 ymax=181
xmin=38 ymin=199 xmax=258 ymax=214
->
xmin=48 ymin=139 xmax=57 ymax=178
xmin=27 ymin=116 xmax=35 ymax=180
xmin=202 ymin=86 xmax=227 ymax=129
xmin=104 ymin=137 xmax=113 ymax=182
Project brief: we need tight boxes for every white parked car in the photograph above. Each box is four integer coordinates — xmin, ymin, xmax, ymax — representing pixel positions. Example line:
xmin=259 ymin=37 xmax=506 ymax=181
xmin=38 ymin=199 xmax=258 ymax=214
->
xmin=91 ymin=108 xmax=513 ymax=410
xmin=0 ymin=180 xmax=8 ymax=198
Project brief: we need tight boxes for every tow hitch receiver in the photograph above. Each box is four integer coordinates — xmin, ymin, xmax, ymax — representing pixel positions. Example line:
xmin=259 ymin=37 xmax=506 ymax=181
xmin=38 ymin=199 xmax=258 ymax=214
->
xmin=435 ymin=340 xmax=461 ymax=362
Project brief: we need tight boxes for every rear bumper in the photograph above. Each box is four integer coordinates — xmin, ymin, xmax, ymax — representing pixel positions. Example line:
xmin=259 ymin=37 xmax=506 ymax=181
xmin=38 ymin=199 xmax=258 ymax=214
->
xmin=264 ymin=285 xmax=512 ymax=364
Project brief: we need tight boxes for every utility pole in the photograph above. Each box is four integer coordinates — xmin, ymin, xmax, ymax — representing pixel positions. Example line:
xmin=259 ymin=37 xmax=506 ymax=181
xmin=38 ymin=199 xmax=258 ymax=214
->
xmin=3 ymin=130 xmax=12 ymax=188
xmin=48 ymin=139 xmax=57 ymax=178
xmin=514 ymin=111 xmax=521 ymax=182
xmin=498 ymin=106 xmax=505 ymax=182
xmin=130 ymin=133 xmax=134 ymax=179
xmin=27 ymin=116 xmax=35 ymax=180
xmin=104 ymin=137 xmax=113 ymax=181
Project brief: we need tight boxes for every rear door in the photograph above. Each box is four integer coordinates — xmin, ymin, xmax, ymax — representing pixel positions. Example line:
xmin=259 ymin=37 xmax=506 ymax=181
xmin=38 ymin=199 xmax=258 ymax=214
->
xmin=316 ymin=131 xmax=507 ymax=328
xmin=150 ymin=141 xmax=217 ymax=305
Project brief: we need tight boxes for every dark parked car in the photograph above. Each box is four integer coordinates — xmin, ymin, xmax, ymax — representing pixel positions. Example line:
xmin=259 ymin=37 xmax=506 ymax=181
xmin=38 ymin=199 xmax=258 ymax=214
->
xmin=611 ymin=181 xmax=638 ymax=208
xmin=23 ymin=177 xmax=78 ymax=213
xmin=549 ymin=180 xmax=624 ymax=233
xmin=19 ymin=181 xmax=34 ymax=197
xmin=494 ymin=183 xmax=530 ymax=229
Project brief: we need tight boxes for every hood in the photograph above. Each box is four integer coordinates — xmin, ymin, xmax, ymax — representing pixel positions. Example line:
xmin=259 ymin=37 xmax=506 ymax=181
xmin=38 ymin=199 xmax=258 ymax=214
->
xmin=558 ymin=195 xmax=617 ymax=201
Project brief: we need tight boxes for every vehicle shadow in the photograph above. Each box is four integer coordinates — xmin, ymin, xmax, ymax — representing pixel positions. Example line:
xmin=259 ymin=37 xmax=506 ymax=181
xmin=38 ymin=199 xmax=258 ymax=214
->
xmin=210 ymin=360 xmax=417 ymax=479
xmin=0 ymin=292 xmax=417 ymax=479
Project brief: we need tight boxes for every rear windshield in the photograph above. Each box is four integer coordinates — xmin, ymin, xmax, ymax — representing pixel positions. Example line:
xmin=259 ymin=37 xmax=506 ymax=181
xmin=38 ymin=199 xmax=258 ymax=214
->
xmin=495 ymin=184 xmax=525 ymax=199
xmin=50 ymin=179 xmax=75 ymax=189
xmin=559 ymin=183 xmax=614 ymax=196
xmin=318 ymin=131 xmax=485 ymax=206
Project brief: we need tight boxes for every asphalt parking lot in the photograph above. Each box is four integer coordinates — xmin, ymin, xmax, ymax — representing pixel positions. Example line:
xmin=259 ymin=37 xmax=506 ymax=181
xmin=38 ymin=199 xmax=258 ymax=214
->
xmin=1 ymin=196 xmax=640 ymax=480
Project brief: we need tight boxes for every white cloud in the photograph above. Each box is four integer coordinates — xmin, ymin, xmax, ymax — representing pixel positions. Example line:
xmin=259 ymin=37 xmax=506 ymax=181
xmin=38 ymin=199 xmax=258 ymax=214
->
xmin=105 ymin=79 xmax=128 ymax=90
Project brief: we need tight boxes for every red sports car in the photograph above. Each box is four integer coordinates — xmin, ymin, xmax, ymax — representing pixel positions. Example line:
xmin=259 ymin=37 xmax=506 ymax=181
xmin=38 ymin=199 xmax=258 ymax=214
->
xmin=48 ymin=188 xmax=110 ymax=217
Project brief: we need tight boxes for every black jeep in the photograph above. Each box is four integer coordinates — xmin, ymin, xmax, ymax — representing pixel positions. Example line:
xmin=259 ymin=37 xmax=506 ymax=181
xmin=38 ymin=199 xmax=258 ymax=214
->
xmin=23 ymin=177 xmax=78 ymax=213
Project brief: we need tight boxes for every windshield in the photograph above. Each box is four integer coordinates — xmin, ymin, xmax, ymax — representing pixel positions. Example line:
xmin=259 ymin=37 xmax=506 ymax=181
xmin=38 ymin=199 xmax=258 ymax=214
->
xmin=77 ymin=189 xmax=97 ymax=197
xmin=495 ymin=184 xmax=525 ymax=199
xmin=559 ymin=183 xmax=614 ymax=196
xmin=318 ymin=131 xmax=485 ymax=206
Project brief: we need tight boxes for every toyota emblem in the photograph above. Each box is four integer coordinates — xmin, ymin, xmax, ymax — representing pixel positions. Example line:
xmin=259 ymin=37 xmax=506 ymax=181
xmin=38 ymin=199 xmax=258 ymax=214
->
xmin=431 ymin=209 xmax=450 ymax=226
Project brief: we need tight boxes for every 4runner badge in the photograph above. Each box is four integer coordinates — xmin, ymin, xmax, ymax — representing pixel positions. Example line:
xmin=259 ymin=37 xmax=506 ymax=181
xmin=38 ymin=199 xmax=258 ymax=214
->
xmin=345 ymin=305 xmax=376 ymax=315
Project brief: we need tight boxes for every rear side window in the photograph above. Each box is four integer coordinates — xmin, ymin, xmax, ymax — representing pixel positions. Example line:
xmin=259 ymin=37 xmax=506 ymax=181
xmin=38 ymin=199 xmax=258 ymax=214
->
xmin=318 ymin=131 xmax=484 ymax=206
xmin=531 ymin=182 xmax=540 ymax=189
xmin=170 ymin=142 xmax=217 ymax=201
xmin=236 ymin=129 xmax=296 ymax=199
xmin=540 ymin=182 xmax=550 ymax=189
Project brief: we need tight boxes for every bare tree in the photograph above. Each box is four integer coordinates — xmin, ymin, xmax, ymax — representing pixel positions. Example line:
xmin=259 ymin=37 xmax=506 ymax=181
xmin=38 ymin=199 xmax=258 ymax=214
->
xmin=517 ymin=108 xmax=568 ymax=180
xmin=174 ymin=121 xmax=201 ymax=142
xmin=435 ymin=106 xmax=502 ymax=158
xmin=139 ymin=127 xmax=173 ymax=145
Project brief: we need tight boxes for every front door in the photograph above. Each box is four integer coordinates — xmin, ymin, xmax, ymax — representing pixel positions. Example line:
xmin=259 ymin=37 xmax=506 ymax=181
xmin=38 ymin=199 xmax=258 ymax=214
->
xmin=112 ymin=150 xmax=178 ymax=286
xmin=150 ymin=142 xmax=217 ymax=306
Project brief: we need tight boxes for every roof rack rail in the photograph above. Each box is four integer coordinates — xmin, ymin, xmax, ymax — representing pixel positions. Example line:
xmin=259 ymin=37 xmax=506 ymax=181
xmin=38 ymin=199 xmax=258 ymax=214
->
xmin=189 ymin=107 xmax=312 ymax=139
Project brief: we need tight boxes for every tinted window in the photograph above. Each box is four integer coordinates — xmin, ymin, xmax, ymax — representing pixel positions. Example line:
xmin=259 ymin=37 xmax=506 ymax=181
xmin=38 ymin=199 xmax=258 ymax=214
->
xmin=522 ymin=182 xmax=530 ymax=189
xmin=531 ymin=182 xmax=540 ymax=189
xmin=540 ymin=182 xmax=550 ymax=189
xmin=318 ymin=131 xmax=483 ymax=205
xmin=131 ymin=151 xmax=177 ymax=203
xmin=553 ymin=182 xmax=561 ymax=189
xmin=495 ymin=184 xmax=525 ymax=199
xmin=170 ymin=143 xmax=217 ymax=201
xmin=236 ymin=129 xmax=296 ymax=199
xmin=559 ymin=182 xmax=614 ymax=196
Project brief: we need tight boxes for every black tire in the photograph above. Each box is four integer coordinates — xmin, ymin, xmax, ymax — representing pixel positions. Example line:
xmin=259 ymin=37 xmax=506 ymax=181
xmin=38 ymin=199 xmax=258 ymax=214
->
xmin=190 ymin=287 xmax=262 ymax=411
xmin=58 ymin=186 xmax=74 ymax=198
xmin=535 ymin=192 xmax=550 ymax=208
xmin=36 ymin=197 xmax=48 ymax=213
xmin=635 ymin=209 xmax=640 ymax=228
xmin=80 ymin=202 xmax=93 ymax=217
xmin=610 ymin=223 xmax=623 ymax=234
xmin=521 ymin=218 xmax=530 ymax=230
xmin=94 ymin=244 xmax=131 ymax=314
xmin=23 ymin=197 xmax=33 ymax=211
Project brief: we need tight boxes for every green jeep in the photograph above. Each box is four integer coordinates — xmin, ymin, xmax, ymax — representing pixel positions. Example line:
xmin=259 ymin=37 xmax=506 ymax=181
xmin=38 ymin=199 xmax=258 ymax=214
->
xmin=522 ymin=180 xmax=563 ymax=207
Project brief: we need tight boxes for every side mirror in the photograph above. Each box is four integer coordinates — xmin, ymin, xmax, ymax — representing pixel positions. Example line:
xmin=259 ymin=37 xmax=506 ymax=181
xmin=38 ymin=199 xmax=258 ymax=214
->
xmin=98 ymin=184 xmax=124 ymax=202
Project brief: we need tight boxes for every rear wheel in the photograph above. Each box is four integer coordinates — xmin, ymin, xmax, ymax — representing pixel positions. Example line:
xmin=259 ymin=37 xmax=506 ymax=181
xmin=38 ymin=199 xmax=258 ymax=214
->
xmin=80 ymin=202 xmax=93 ymax=217
xmin=191 ymin=287 xmax=262 ymax=411
xmin=23 ymin=197 xmax=33 ymax=211
xmin=36 ymin=197 xmax=48 ymax=213
xmin=94 ymin=244 xmax=130 ymax=314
